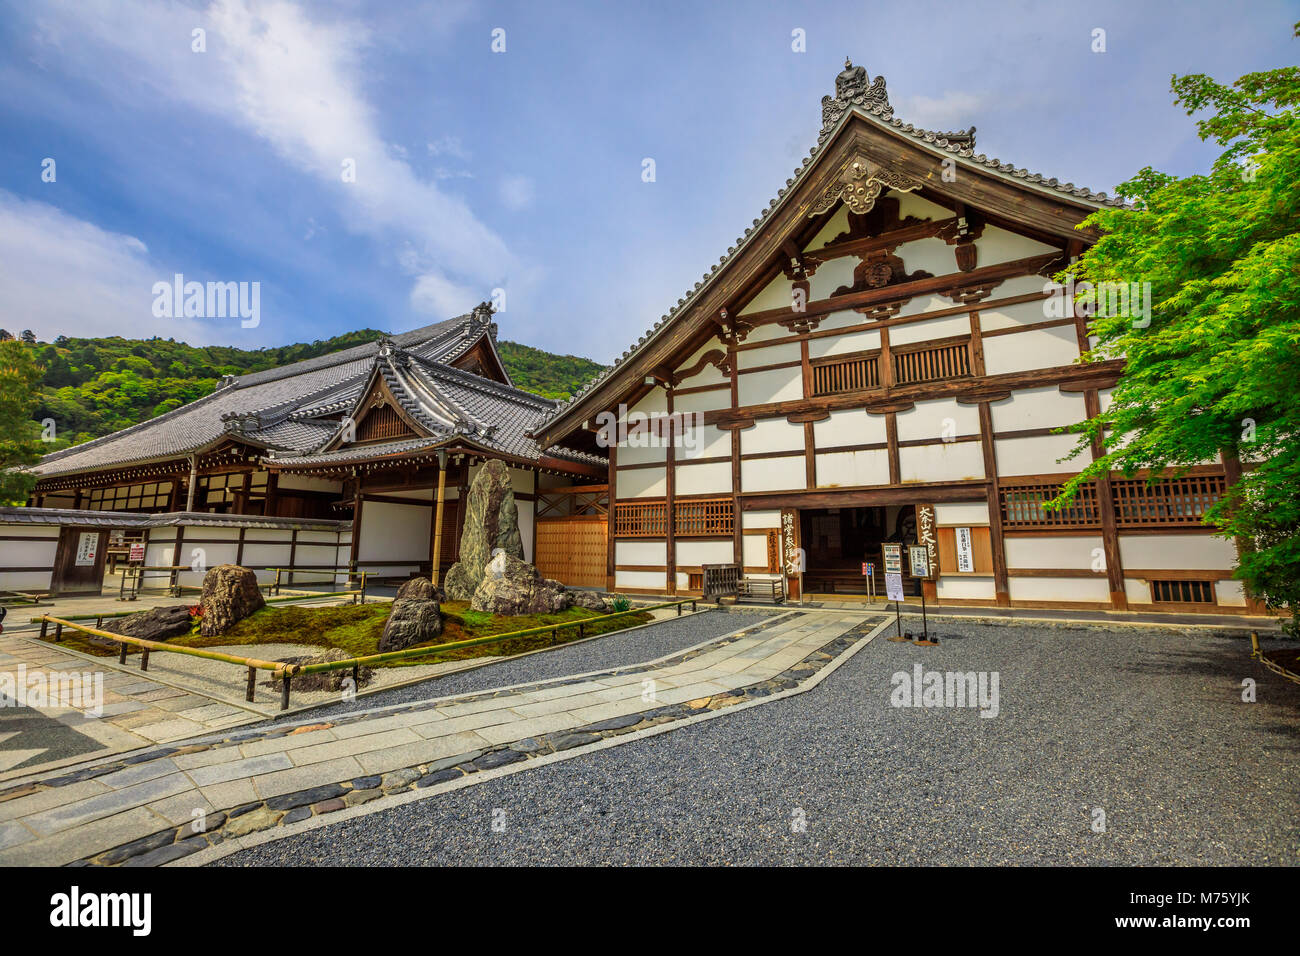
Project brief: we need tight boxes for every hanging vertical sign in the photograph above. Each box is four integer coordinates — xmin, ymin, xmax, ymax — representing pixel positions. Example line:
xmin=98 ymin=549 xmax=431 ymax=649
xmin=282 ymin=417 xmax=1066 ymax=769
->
xmin=908 ymin=545 xmax=930 ymax=579
xmin=75 ymin=532 xmax=99 ymax=567
xmin=916 ymin=504 xmax=938 ymax=574
xmin=955 ymin=526 xmax=975 ymax=573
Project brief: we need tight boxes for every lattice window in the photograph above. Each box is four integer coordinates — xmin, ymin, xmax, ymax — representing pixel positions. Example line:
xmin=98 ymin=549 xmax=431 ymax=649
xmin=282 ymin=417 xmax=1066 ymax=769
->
xmin=614 ymin=500 xmax=667 ymax=537
xmin=1151 ymin=579 xmax=1215 ymax=603
xmin=614 ymin=498 xmax=734 ymax=537
xmin=675 ymin=498 xmax=734 ymax=537
xmin=811 ymin=354 xmax=880 ymax=396
xmin=893 ymin=340 xmax=972 ymax=386
xmin=1111 ymin=475 xmax=1225 ymax=528
xmin=1000 ymin=482 xmax=1101 ymax=529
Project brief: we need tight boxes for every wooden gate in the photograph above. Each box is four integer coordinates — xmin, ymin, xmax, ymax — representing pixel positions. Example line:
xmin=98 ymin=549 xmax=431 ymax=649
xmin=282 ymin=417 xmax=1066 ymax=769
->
xmin=51 ymin=527 xmax=109 ymax=595
xmin=536 ymin=516 xmax=607 ymax=588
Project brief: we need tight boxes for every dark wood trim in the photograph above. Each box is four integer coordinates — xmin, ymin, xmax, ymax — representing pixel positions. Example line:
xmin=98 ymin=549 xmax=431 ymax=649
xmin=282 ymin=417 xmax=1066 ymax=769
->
xmin=885 ymin=412 xmax=900 ymax=485
xmin=981 ymin=316 xmax=1077 ymax=339
xmin=1085 ymin=387 xmax=1127 ymax=608
xmin=978 ymin=401 xmax=1010 ymax=605
xmin=665 ymin=389 xmax=676 ymax=595
xmin=804 ymin=421 xmax=816 ymax=488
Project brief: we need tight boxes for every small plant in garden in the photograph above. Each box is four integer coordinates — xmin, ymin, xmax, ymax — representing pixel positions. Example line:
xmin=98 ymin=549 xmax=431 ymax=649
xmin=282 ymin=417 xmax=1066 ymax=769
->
xmin=610 ymin=596 xmax=631 ymax=613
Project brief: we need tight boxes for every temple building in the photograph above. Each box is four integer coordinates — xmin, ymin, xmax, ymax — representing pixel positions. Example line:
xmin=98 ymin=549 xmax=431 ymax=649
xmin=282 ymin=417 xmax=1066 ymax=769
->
xmin=532 ymin=59 xmax=1249 ymax=614
xmin=15 ymin=60 xmax=1249 ymax=614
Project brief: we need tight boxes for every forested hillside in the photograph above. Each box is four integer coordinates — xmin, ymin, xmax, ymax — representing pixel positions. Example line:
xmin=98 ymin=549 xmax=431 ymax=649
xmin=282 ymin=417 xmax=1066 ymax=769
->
xmin=1 ymin=329 xmax=604 ymax=450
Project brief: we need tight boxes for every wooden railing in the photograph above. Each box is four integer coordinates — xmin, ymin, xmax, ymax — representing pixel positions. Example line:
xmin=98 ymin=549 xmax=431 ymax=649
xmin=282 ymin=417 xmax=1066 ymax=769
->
xmin=811 ymin=354 xmax=880 ymax=396
xmin=614 ymin=497 xmax=734 ymax=537
xmin=893 ymin=340 xmax=972 ymax=385
xmin=1000 ymin=481 xmax=1102 ymax=529
xmin=1111 ymin=475 xmax=1224 ymax=527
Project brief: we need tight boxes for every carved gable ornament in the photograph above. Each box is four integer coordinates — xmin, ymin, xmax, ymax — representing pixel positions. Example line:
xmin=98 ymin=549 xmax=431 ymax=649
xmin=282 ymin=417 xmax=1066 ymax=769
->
xmin=809 ymin=157 xmax=922 ymax=219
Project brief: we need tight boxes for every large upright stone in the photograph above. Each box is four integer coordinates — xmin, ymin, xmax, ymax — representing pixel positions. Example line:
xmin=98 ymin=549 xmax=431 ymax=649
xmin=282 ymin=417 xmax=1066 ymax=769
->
xmin=443 ymin=459 xmax=524 ymax=600
xmin=198 ymin=565 xmax=266 ymax=637
xmin=471 ymin=551 xmax=572 ymax=615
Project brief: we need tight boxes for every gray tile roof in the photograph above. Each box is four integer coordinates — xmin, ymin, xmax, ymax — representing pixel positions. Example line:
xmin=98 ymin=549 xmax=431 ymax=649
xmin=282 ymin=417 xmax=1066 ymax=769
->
xmin=537 ymin=59 xmax=1121 ymax=434
xmin=31 ymin=309 xmax=550 ymax=479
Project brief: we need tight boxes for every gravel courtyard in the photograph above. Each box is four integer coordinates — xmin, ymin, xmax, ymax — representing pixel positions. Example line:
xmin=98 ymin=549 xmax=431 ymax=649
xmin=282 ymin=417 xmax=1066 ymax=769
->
xmin=221 ymin=618 xmax=1300 ymax=866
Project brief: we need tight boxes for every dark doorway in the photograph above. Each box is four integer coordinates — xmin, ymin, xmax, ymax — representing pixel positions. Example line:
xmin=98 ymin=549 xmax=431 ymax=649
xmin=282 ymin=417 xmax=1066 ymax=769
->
xmin=800 ymin=504 xmax=921 ymax=595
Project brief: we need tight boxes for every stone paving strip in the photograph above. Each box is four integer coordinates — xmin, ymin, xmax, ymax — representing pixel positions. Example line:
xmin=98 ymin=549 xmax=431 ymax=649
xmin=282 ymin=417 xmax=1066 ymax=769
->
xmin=0 ymin=610 xmax=876 ymax=866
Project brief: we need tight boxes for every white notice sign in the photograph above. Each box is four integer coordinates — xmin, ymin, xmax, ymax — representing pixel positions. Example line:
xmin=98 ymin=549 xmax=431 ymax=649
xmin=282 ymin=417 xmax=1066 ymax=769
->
xmin=885 ymin=572 xmax=904 ymax=602
xmin=75 ymin=532 xmax=99 ymax=567
xmin=955 ymin=527 xmax=974 ymax=573
xmin=908 ymin=545 xmax=930 ymax=579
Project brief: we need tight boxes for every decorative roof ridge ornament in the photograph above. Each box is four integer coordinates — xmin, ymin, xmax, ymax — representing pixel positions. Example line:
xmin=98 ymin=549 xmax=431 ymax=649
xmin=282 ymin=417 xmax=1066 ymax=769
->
xmin=819 ymin=57 xmax=892 ymax=141
xmin=470 ymin=300 xmax=495 ymax=324
xmin=808 ymin=155 xmax=923 ymax=218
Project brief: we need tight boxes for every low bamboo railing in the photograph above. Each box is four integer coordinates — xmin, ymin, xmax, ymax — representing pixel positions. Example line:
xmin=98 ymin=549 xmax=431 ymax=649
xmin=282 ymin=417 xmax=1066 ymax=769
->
xmin=36 ymin=598 xmax=700 ymax=710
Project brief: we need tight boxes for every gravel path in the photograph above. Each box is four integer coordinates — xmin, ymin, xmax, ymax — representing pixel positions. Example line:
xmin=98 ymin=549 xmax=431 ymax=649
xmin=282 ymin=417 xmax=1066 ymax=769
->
xmin=222 ymin=620 xmax=1299 ymax=866
xmin=265 ymin=608 xmax=776 ymax=724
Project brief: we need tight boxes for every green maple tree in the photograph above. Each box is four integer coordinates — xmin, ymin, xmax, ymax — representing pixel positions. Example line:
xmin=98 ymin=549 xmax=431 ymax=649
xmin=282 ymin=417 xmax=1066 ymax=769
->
xmin=1055 ymin=24 xmax=1300 ymax=629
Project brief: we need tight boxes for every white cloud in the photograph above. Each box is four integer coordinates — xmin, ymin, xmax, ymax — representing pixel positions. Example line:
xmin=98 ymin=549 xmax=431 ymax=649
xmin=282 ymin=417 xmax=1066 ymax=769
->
xmin=409 ymin=271 xmax=477 ymax=318
xmin=895 ymin=91 xmax=989 ymax=132
xmin=427 ymin=135 xmax=471 ymax=161
xmin=0 ymin=190 xmax=228 ymax=344
xmin=32 ymin=0 xmax=513 ymax=316
xmin=498 ymin=175 xmax=535 ymax=211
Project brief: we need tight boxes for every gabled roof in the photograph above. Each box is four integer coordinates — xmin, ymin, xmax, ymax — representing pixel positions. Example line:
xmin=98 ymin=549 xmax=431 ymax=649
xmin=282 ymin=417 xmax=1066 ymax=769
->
xmin=272 ymin=338 xmax=604 ymax=472
xmin=534 ymin=59 xmax=1121 ymax=445
xmin=32 ymin=304 xmax=533 ymax=479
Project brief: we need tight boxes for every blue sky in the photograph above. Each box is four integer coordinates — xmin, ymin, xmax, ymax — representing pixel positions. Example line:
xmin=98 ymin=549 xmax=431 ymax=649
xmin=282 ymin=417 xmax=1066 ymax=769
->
xmin=0 ymin=0 xmax=1295 ymax=363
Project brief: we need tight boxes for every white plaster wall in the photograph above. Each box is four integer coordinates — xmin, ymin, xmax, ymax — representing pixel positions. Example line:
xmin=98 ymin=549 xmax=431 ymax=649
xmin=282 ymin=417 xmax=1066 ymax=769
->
xmin=807 ymin=257 xmax=858 ymax=301
xmin=983 ymin=324 xmax=1079 ymax=375
xmin=990 ymin=387 xmax=1087 ymax=432
xmin=618 ymin=441 xmax=668 ymax=467
xmin=737 ymin=367 xmax=802 ymax=407
xmin=976 ymin=225 xmax=1057 ymax=264
xmin=615 ymin=570 xmax=668 ymax=590
xmin=896 ymin=398 xmax=980 ymax=443
xmin=630 ymin=388 xmax=669 ymax=417
xmin=677 ymin=424 xmax=730 ymax=461
xmin=897 ymin=293 xmax=953 ymax=319
xmin=359 ymin=501 xmax=430 ymax=563
xmin=1119 ymin=534 xmax=1237 ymax=570
xmin=1008 ymin=576 xmax=1110 ymax=602
xmin=888 ymin=312 xmax=972 ymax=348
xmin=994 ymin=433 xmax=1083 ymax=477
xmin=676 ymin=540 xmax=734 ymax=567
xmin=298 ymin=530 xmax=340 ymax=544
xmin=937 ymin=576 xmax=996 ymax=600
xmin=743 ymin=343 xmax=800 ymax=371
xmin=807 ymin=327 xmax=881 ymax=359
xmin=899 ymin=442 xmax=984 ymax=483
xmin=742 ymin=418 xmax=806 ymax=454
xmin=934 ymin=501 xmax=991 ymax=525
xmin=1215 ymin=579 xmax=1247 ymax=606
xmin=518 ymin=499 xmax=535 ymax=563
xmin=1005 ymin=535 xmax=1103 ymax=570
xmin=615 ymin=540 xmax=666 ymax=566
xmin=804 ymin=205 xmax=852 ymax=248
xmin=1123 ymin=578 xmax=1153 ymax=606
xmin=815 ymin=449 xmax=889 ymax=487
xmin=891 ymin=235 xmax=955 ymax=279
xmin=744 ymin=510 xmax=781 ymax=529
xmin=508 ymin=467 xmax=534 ymax=495
xmin=742 ymin=455 xmax=806 ymax=492
xmin=743 ymin=534 xmax=770 ymax=567
xmin=616 ymin=466 xmax=667 ymax=499
xmin=241 ymin=543 xmax=294 ymax=568
xmin=895 ymin=191 xmax=952 ymax=221
xmin=673 ymin=389 xmax=731 ymax=415
xmin=675 ymin=461 xmax=733 ymax=496
xmin=814 ymin=408 xmax=888 ymax=448
xmin=978 ymin=298 xmax=1052 ymax=333
xmin=740 ymin=274 xmax=795 ymax=315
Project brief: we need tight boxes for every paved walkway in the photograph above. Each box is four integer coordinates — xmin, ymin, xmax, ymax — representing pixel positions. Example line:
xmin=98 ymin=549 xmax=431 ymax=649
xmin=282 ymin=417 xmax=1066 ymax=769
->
xmin=0 ymin=610 xmax=875 ymax=865
xmin=0 ymin=632 xmax=258 ymax=779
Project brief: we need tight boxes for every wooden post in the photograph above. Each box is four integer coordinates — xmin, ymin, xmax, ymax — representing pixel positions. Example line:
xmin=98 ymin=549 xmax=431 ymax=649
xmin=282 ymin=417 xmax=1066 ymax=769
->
xmin=184 ymin=454 xmax=198 ymax=512
xmin=665 ymin=388 xmax=676 ymax=596
xmin=430 ymin=450 xmax=448 ymax=585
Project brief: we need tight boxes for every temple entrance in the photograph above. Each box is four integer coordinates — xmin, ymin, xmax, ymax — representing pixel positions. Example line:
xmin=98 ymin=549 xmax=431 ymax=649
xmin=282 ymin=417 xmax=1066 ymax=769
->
xmin=800 ymin=504 xmax=921 ymax=597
